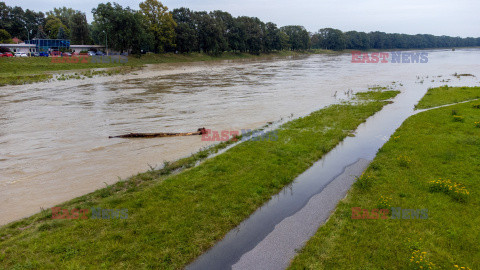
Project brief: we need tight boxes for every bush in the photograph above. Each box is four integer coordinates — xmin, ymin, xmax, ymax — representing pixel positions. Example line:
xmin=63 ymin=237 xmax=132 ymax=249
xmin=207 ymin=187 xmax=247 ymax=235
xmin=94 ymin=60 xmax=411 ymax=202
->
xmin=354 ymin=172 xmax=375 ymax=190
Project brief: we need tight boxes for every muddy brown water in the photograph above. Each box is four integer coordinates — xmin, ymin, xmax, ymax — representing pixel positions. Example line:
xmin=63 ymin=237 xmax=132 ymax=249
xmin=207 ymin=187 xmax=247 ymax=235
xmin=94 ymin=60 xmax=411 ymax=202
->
xmin=1 ymin=49 xmax=479 ymax=225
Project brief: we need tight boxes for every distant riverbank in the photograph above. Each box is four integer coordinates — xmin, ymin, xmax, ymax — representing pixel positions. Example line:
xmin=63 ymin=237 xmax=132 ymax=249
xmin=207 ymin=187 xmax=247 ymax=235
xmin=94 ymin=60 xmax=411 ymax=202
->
xmin=0 ymin=49 xmax=336 ymax=87
xmin=3 ymin=47 xmax=478 ymax=87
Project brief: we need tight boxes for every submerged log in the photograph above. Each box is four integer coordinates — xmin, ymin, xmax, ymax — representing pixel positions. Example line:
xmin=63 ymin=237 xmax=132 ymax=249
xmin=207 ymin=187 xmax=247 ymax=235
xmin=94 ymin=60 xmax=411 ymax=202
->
xmin=109 ymin=128 xmax=208 ymax=139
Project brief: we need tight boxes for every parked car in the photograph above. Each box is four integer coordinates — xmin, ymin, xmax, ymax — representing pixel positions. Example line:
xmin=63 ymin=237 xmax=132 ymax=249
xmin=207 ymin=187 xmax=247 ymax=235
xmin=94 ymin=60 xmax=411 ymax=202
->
xmin=2 ymin=52 xmax=14 ymax=57
xmin=51 ymin=51 xmax=61 ymax=56
xmin=33 ymin=52 xmax=40 ymax=57
xmin=87 ymin=51 xmax=96 ymax=56
xmin=0 ymin=53 xmax=3 ymax=57
xmin=39 ymin=52 xmax=49 ymax=57
xmin=96 ymin=51 xmax=105 ymax=56
xmin=15 ymin=52 xmax=28 ymax=57
xmin=62 ymin=52 xmax=72 ymax=57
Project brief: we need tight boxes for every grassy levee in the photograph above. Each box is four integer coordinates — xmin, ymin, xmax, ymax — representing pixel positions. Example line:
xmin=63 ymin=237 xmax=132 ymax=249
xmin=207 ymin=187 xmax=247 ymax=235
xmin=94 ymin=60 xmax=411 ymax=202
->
xmin=415 ymin=86 xmax=480 ymax=109
xmin=288 ymin=86 xmax=480 ymax=270
xmin=0 ymin=50 xmax=334 ymax=86
xmin=0 ymin=90 xmax=398 ymax=269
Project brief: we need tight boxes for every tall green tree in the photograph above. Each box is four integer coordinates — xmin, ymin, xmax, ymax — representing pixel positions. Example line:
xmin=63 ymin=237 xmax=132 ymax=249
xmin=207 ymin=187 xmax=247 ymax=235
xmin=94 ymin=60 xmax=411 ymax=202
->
xmin=264 ymin=22 xmax=281 ymax=52
xmin=345 ymin=31 xmax=370 ymax=50
xmin=34 ymin=25 xmax=47 ymax=39
xmin=0 ymin=2 xmax=10 ymax=31
xmin=47 ymin=7 xmax=90 ymax=42
xmin=172 ymin=8 xmax=197 ymax=53
xmin=315 ymin=28 xmax=345 ymax=50
xmin=1 ymin=4 xmax=44 ymax=40
xmin=92 ymin=2 xmax=147 ymax=53
xmin=24 ymin=9 xmax=44 ymax=39
xmin=280 ymin=25 xmax=309 ymax=50
xmin=210 ymin=10 xmax=234 ymax=52
xmin=368 ymin=31 xmax=387 ymax=49
xmin=44 ymin=15 xmax=69 ymax=39
xmin=236 ymin=16 xmax=264 ymax=54
xmin=139 ymin=0 xmax=176 ymax=53
xmin=226 ymin=18 xmax=244 ymax=52
xmin=278 ymin=31 xmax=290 ymax=50
xmin=194 ymin=11 xmax=223 ymax=54
xmin=46 ymin=7 xmax=76 ymax=29
xmin=57 ymin=27 xmax=67 ymax=39
xmin=7 ymin=6 xmax=25 ymax=39
xmin=70 ymin=12 xmax=90 ymax=44
xmin=0 ymin=28 xmax=11 ymax=42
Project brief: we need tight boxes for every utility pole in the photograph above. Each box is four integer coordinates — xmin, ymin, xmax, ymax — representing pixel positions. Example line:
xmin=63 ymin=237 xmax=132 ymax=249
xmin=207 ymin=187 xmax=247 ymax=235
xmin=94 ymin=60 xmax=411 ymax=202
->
xmin=24 ymin=26 xmax=30 ymax=41
xmin=24 ymin=26 xmax=31 ymax=55
xmin=103 ymin=30 xmax=108 ymax=55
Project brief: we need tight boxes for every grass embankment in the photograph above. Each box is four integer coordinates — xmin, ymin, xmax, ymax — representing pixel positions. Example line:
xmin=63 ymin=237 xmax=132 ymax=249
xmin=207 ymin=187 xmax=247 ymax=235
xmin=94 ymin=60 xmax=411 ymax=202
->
xmin=0 ymin=49 xmax=333 ymax=86
xmin=416 ymin=86 xmax=480 ymax=109
xmin=0 ymin=89 xmax=397 ymax=269
xmin=289 ymin=86 xmax=480 ymax=270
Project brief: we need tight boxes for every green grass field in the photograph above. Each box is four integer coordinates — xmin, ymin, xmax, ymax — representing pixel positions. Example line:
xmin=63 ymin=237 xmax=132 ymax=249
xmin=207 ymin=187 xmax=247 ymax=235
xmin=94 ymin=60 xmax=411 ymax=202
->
xmin=415 ymin=86 xmax=480 ymax=109
xmin=288 ymin=86 xmax=480 ymax=270
xmin=0 ymin=50 xmax=334 ymax=87
xmin=0 ymin=89 xmax=397 ymax=269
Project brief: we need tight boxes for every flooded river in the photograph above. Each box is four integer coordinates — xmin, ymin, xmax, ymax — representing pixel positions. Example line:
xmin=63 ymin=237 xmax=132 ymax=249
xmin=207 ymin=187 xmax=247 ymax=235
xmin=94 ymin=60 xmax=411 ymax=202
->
xmin=1 ymin=49 xmax=479 ymax=225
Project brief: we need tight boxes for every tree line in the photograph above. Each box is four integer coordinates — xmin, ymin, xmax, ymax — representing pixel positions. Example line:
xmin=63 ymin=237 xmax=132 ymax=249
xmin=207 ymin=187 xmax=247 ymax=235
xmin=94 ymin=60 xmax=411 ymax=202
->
xmin=0 ymin=3 xmax=90 ymax=44
xmin=1 ymin=0 xmax=479 ymax=54
xmin=312 ymin=28 xmax=480 ymax=51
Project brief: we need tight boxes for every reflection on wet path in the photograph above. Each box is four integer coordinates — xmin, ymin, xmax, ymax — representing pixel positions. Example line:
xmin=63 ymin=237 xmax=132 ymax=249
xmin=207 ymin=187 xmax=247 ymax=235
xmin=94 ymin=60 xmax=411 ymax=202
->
xmin=189 ymin=76 xmax=479 ymax=270
xmin=1 ymin=49 xmax=479 ymax=225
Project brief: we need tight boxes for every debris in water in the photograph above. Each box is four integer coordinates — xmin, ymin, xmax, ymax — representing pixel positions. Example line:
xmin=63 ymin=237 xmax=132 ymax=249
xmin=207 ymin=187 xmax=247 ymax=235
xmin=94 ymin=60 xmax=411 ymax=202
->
xmin=109 ymin=128 xmax=208 ymax=139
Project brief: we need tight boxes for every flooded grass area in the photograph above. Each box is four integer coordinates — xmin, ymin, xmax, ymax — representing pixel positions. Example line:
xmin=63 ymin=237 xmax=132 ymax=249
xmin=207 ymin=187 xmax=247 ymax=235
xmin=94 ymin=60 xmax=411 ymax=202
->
xmin=0 ymin=74 xmax=53 ymax=87
xmin=288 ymin=87 xmax=480 ymax=270
xmin=355 ymin=89 xmax=399 ymax=101
xmin=55 ymin=66 xmax=140 ymax=81
xmin=0 ymin=89 xmax=396 ymax=269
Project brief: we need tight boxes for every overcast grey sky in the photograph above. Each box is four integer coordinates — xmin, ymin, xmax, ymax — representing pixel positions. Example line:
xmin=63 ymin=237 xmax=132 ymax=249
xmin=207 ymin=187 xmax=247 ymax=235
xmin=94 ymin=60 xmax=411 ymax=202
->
xmin=5 ymin=0 xmax=480 ymax=37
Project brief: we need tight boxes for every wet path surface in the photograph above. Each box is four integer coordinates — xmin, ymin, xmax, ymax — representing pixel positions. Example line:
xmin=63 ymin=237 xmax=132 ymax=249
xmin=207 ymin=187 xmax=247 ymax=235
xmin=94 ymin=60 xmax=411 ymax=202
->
xmin=187 ymin=76 xmax=480 ymax=269
xmin=232 ymin=158 xmax=372 ymax=270
xmin=1 ymin=49 xmax=479 ymax=225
